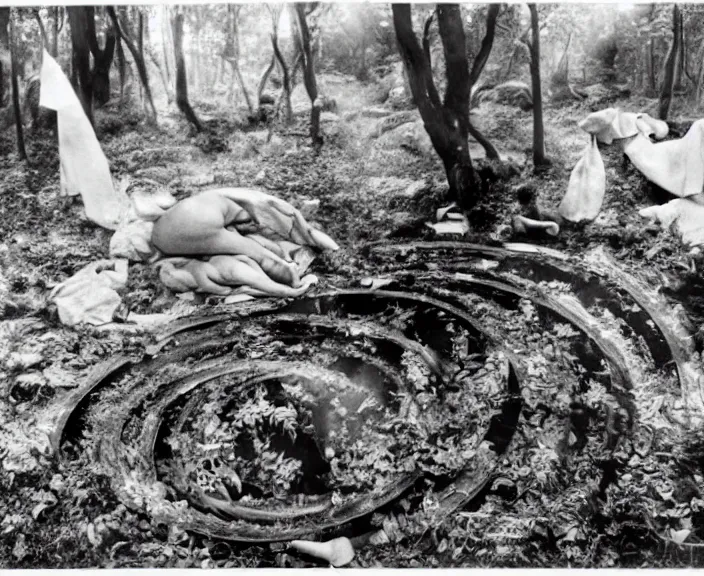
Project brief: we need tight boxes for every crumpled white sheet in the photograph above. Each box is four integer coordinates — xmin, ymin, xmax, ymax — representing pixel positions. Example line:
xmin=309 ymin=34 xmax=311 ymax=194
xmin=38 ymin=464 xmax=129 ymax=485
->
xmin=577 ymin=109 xmax=704 ymax=245
xmin=624 ymin=120 xmax=704 ymax=199
xmin=558 ymin=107 xmax=674 ymax=225
xmin=40 ymin=50 xmax=128 ymax=230
xmin=109 ymin=182 xmax=176 ymax=262
xmin=49 ymin=260 xmax=128 ymax=326
xmin=576 ymin=106 xmax=704 ymax=199
xmin=639 ymin=198 xmax=704 ymax=247
xmin=579 ymin=108 xmax=669 ymax=144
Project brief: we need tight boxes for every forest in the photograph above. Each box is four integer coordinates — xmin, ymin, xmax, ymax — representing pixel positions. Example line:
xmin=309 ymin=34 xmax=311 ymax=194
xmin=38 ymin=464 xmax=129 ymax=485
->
xmin=2 ymin=2 xmax=704 ymax=569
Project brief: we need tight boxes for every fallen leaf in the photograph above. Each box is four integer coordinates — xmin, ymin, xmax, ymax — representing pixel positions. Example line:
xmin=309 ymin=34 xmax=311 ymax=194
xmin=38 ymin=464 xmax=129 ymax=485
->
xmin=31 ymin=502 xmax=52 ymax=520
xmin=563 ymin=526 xmax=579 ymax=542
xmin=12 ymin=534 xmax=27 ymax=560
xmin=87 ymin=522 xmax=99 ymax=546
xmin=670 ymin=528 xmax=691 ymax=545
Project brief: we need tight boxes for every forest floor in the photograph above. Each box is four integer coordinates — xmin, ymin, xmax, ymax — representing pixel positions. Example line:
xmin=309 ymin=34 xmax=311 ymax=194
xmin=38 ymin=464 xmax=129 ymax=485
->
xmin=1 ymin=74 xmax=704 ymax=568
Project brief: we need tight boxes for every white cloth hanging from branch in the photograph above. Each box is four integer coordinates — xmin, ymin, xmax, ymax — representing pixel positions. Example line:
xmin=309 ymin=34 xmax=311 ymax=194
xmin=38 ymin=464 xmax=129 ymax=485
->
xmin=558 ymin=134 xmax=606 ymax=223
xmin=39 ymin=49 xmax=127 ymax=230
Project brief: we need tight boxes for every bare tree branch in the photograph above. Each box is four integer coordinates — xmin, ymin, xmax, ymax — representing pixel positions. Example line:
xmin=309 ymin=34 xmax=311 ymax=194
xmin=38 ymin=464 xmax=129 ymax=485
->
xmin=107 ymin=6 xmax=157 ymax=121
xmin=469 ymin=4 xmax=500 ymax=87
xmin=422 ymin=12 xmax=434 ymax=68
xmin=32 ymin=9 xmax=49 ymax=52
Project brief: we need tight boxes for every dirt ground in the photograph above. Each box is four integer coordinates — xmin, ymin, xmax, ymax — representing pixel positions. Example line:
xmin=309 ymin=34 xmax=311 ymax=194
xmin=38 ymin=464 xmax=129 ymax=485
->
xmin=2 ymin=75 xmax=704 ymax=568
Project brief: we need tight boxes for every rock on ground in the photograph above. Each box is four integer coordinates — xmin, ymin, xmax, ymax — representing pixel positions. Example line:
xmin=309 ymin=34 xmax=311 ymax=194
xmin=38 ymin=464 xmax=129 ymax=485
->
xmin=364 ymin=176 xmax=426 ymax=199
xmin=388 ymin=86 xmax=412 ymax=110
xmin=373 ymin=111 xmax=419 ymax=138
xmin=475 ymin=81 xmax=533 ymax=112
xmin=378 ymin=120 xmax=489 ymax=162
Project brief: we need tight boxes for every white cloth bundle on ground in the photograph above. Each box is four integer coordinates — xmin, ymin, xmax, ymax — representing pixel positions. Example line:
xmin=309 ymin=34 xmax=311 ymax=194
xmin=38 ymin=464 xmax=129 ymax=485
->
xmin=639 ymin=199 xmax=704 ymax=247
xmin=39 ymin=50 xmax=127 ymax=230
xmin=49 ymin=260 xmax=128 ymax=326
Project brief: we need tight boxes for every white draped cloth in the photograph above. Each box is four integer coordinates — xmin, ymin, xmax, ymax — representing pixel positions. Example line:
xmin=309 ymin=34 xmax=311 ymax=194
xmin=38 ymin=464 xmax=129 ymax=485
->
xmin=39 ymin=50 xmax=127 ymax=230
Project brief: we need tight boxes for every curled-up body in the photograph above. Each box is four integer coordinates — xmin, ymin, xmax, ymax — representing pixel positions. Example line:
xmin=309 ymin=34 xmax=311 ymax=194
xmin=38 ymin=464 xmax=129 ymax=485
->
xmin=156 ymin=255 xmax=319 ymax=298
xmin=151 ymin=188 xmax=338 ymax=290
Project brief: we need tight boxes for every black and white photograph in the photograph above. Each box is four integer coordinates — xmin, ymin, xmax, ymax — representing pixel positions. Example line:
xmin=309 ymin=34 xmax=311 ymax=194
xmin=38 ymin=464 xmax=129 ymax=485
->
xmin=2 ymin=0 xmax=704 ymax=569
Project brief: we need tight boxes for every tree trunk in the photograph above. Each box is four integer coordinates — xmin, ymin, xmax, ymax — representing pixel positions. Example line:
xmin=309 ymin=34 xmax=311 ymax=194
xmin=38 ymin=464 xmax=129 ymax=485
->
xmin=87 ymin=7 xmax=116 ymax=108
xmin=528 ymin=4 xmax=548 ymax=168
xmin=504 ymin=25 xmax=530 ymax=82
xmin=147 ymin=44 xmax=172 ymax=104
xmin=468 ymin=121 xmax=499 ymax=160
xmin=257 ymin=54 xmax=276 ymax=106
xmin=171 ymin=10 xmax=202 ymax=132
xmin=70 ymin=46 xmax=78 ymax=90
xmin=290 ymin=48 xmax=304 ymax=90
xmin=436 ymin=4 xmax=477 ymax=198
xmin=551 ymin=32 xmax=571 ymax=87
xmin=695 ymin=40 xmax=704 ymax=104
xmin=9 ymin=12 xmax=26 ymax=161
xmin=293 ymin=3 xmax=322 ymax=150
xmin=647 ymin=39 xmax=656 ymax=94
xmin=677 ymin=20 xmax=687 ymax=91
xmin=192 ymin=6 xmax=202 ymax=96
xmin=0 ymin=8 xmax=9 ymax=108
xmin=658 ymin=4 xmax=682 ymax=121
xmin=136 ymin=8 xmax=144 ymax=104
xmin=271 ymin=32 xmax=293 ymax=124
xmin=224 ymin=5 xmax=253 ymax=115
xmin=422 ymin=13 xmax=434 ymax=67
xmin=469 ymin=4 xmax=500 ymax=87
xmin=51 ymin=7 xmax=60 ymax=57
xmin=107 ymin=7 xmax=157 ymax=122
xmin=116 ymin=34 xmax=127 ymax=101
xmin=161 ymin=4 xmax=174 ymax=95
xmin=393 ymin=3 xmax=479 ymax=210
xmin=67 ymin=7 xmax=93 ymax=125
xmin=637 ymin=42 xmax=646 ymax=91
xmin=468 ymin=4 xmax=500 ymax=160
xmin=229 ymin=61 xmax=253 ymax=113
xmin=33 ymin=9 xmax=49 ymax=52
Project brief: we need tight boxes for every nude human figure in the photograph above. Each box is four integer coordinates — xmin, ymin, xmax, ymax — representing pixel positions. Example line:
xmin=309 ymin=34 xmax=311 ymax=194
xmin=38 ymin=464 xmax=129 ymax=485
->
xmin=151 ymin=189 xmax=337 ymax=287
xmin=156 ymin=255 xmax=318 ymax=297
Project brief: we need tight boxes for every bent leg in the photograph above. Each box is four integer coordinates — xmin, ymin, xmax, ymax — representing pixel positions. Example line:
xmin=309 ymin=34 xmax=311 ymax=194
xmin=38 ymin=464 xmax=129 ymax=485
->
xmin=207 ymin=228 xmax=300 ymax=286
xmin=210 ymin=255 xmax=314 ymax=297
xmin=246 ymin=234 xmax=291 ymax=261
xmin=156 ymin=260 xmax=199 ymax=292
xmin=188 ymin=261 xmax=233 ymax=296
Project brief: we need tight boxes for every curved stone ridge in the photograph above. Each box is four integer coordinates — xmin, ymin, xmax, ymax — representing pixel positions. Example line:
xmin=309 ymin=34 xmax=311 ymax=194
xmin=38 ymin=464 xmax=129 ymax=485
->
xmin=51 ymin=242 xmax=699 ymax=543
